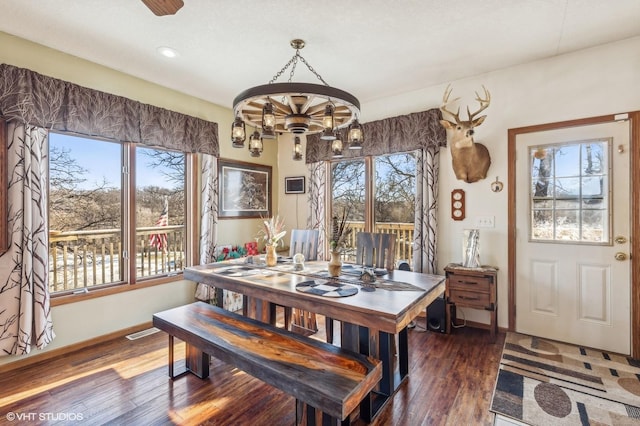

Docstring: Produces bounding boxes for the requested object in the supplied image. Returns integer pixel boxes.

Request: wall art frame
[218,159,272,219]
[285,176,305,194]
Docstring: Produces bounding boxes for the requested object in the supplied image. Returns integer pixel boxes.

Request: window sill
[50,275,188,307]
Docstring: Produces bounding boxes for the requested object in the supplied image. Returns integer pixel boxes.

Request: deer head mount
[440,85,492,183]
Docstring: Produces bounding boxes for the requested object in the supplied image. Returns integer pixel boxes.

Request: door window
[529,139,611,244]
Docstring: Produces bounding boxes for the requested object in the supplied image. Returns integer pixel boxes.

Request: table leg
[341,322,409,423]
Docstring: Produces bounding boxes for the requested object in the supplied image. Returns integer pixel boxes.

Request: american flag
[149,197,168,252]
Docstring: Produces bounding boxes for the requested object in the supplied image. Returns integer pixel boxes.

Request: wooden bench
[152,302,382,425]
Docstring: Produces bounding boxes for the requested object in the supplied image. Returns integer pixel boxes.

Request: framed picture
[285,176,306,194]
[218,159,272,218]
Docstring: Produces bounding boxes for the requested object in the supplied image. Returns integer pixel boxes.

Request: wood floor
[0,314,505,425]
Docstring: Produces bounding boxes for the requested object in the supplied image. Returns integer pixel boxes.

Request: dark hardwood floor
[0,314,505,425]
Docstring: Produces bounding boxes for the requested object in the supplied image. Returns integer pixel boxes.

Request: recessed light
[157,46,179,58]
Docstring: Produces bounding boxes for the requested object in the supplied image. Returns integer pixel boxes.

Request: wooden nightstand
[444,263,498,340]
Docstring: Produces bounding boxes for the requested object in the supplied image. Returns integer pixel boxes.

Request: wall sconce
[293,136,303,161]
[491,176,504,193]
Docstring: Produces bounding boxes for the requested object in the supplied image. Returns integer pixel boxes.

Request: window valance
[305,108,446,163]
[0,64,218,156]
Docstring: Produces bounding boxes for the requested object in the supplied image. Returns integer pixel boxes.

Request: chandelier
[231,39,364,159]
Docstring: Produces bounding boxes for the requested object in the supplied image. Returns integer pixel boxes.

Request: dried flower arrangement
[329,208,352,252]
[259,215,286,247]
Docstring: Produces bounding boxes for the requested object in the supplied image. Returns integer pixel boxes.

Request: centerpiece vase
[265,244,278,267]
[328,250,342,277]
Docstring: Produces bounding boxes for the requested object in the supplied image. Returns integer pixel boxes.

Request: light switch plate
[475,215,495,228]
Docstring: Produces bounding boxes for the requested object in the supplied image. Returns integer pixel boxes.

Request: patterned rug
[490,332,640,425]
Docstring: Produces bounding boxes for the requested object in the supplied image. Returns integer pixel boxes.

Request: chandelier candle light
[231,39,364,159]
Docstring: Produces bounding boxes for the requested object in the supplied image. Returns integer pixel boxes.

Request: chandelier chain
[268,50,329,86]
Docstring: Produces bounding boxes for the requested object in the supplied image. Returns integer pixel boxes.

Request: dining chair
[285,229,320,333]
[326,231,397,343]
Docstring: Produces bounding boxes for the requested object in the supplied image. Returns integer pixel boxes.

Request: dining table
[184,257,445,423]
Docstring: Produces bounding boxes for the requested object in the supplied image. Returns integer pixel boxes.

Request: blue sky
[49,133,177,190]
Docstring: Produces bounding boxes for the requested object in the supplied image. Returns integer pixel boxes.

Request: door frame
[507,111,640,358]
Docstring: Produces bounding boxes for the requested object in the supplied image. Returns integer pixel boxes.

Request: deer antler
[440,84,461,123]
[466,85,491,122]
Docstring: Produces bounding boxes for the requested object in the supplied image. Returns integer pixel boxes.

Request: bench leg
[167,335,188,379]
[295,400,348,426]
[185,343,210,379]
[165,335,210,380]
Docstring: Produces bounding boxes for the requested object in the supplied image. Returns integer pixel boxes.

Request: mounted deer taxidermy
[440,85,492,183]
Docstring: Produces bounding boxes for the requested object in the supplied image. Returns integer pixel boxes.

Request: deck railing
[342,221,414,266]
[48,221,414,294]
[49,225,185,294]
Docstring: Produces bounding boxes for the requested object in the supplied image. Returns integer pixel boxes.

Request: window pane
[554,145,580,177]
[529,139,610,244]
[532,209,553,239]
[582,209,606,242]
[331,159,365,262]
[135,147,186,279]
[374,153,416,266]
[48,133,123,294]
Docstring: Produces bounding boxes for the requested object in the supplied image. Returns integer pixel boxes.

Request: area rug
[490,332,640,425]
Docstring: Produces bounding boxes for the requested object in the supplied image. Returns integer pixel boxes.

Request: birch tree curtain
[0,64,219,355]
[0,123,55,354]
[307,162,328,261]
[305,108,446,273]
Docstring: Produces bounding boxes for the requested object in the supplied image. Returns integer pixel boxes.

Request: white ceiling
[2,0,640,112]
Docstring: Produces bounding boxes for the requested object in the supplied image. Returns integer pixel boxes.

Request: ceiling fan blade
[141,0,184,16]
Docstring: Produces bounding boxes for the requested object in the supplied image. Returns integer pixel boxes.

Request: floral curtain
[0,123,55,355]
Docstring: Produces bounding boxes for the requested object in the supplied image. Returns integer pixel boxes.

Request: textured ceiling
[2,0,640,112]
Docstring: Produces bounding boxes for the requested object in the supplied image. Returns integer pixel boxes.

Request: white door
[515,120,631,355]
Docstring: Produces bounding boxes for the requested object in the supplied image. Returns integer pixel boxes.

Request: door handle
[615,236,627,244]
[614,252,627,261]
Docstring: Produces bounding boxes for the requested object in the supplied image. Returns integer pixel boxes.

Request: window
[331,152,417,265]
[374,153,416,262]
[331,159,365,262]
[48,132,191,296]
[529,139,611,243]
[135,147,186,279]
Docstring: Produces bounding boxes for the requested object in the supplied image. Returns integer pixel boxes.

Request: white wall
[278,36,640,328]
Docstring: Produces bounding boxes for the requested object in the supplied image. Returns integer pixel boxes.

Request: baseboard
[0,321,153,374]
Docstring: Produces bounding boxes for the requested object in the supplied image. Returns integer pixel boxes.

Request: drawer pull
[459,295,480,301]
[461,281,478,285]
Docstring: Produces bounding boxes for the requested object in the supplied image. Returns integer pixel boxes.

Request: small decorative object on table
[327,208,352,277]
[293,253,305,271]
[359,268,376,283]
[259,215,286,267]
[328,250,342,277]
